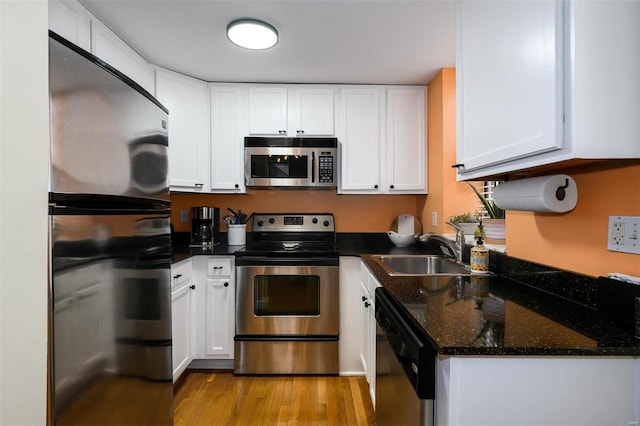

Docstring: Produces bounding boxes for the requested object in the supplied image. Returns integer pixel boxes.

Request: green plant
[466,182,505,219]
[448,211,479,224]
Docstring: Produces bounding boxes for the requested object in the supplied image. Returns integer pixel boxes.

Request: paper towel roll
[493,174,578,213]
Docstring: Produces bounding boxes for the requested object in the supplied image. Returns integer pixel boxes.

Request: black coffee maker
[190,206,220,246]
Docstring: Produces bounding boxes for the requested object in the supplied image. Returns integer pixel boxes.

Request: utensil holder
[227,224,246,246]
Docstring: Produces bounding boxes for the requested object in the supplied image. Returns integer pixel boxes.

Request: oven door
[244,146,315,188]
[236,261,339,336]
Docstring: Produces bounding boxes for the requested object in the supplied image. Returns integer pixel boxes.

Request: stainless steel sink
[372,255,470,276]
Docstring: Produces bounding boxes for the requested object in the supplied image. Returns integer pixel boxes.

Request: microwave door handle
[311,151,315,183]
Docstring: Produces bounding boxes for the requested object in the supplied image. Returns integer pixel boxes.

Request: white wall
[0,1,49,424]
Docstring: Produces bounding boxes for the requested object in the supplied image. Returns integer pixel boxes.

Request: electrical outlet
[612,222,624,245]
[180,209,188,223]
[432,211,437,227]
[607,215,640,254]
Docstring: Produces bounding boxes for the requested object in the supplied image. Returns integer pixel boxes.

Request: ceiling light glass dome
[227,19,278,50]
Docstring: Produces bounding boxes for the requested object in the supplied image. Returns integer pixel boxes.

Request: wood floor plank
[174,372,374,426]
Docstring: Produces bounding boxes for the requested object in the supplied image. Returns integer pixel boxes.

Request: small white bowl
[387,231,417,247]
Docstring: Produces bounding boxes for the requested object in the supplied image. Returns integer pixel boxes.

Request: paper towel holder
[556,179,570,201]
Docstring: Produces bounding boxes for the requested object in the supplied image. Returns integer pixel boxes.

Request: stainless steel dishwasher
[375,287,436,426]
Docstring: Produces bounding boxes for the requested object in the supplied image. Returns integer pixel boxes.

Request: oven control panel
[253,213,334,232]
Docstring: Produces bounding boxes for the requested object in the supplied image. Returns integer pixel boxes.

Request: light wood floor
[174,371,375,426]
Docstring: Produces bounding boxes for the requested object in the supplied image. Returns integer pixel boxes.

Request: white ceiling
[79,0,456,85]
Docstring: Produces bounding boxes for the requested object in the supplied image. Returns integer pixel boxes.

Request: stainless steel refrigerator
[48,32,173,425]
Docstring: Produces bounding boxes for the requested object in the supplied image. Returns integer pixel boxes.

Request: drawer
[207,257,232,276]
[171,259,192,289]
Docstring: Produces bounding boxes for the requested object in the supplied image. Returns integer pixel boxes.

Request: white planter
[483,219,505,241]
[457,222,480,236]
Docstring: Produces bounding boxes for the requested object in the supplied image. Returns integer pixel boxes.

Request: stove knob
[256,220,264,227]
[312,218,318,224]
[269,218,275,224]
[323,220,330,227]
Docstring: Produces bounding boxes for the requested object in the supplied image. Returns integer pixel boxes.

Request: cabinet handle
[224,282,229,287]
[374,184,379,189]
[213,266,223,270]
[173,274,182,279]
[364,301,370,308]
[362,296,367,302]
[296,130,304,135]
[234,184,239,189]
[389,185,395,189]
[189,285,195,290]
[278,130,287,135]
[195,183,204,188]
[451,164,464,169]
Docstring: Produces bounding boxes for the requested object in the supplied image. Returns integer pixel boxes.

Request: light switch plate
[607,215,640,254]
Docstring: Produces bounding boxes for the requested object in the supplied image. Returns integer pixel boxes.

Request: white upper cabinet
[339,86,427,194]
[456,0,640,180]
[248,86,288,135]
[210,85,248,193]
[155,69,210,192]
[291,88,336,136]
[386,88,427,193]
[49,0,92,51]
[248,86,336,136]
[92,21,155,94]
[338,88,382,192]
[49,0,155,95]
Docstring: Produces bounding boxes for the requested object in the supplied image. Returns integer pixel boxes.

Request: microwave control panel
[318,151,335,184]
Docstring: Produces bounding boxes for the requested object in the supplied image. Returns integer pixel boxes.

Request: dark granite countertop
[361,254,640,356]
[171,232,243,264]
[172,231,639,356]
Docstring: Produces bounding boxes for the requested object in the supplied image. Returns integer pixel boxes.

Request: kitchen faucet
[419,222,465,263]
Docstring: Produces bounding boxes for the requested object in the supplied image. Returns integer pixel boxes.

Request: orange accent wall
[171,191,419,233]
[507,164,640,277]
[171,69,640,279]
[420,68,479,234]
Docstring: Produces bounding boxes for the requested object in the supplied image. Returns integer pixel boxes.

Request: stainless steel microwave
[244,137,337,189]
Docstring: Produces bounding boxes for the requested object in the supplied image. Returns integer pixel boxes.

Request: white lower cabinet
[192,256,235,364]
[436,356,640,426]
[360,261,381,406]
[204,277,234,358]
[171,259,194,382]
[339,257,366,375]
[171,256,236,376]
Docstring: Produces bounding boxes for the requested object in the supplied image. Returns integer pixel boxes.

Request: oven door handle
[311,151,315,184]
[235,256,338,267]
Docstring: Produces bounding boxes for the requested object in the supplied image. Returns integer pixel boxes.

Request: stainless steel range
[234,213,339,374]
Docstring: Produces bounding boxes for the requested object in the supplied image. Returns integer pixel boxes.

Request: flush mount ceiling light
[227,19,278,50]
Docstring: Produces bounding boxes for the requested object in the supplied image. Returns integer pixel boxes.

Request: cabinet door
[386,88,427,193]
[171,282,193,381]
[359,278,371,377]
[291,88,335,136]
[156,69,209,192]
[456,0,563,176]
[205,278,234,358]
[569,0,640,158]
[248,87,288,135]
[91,20,155,94]
[338,88,382,193]
[48,0,92,51]
[210,85,247,192]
